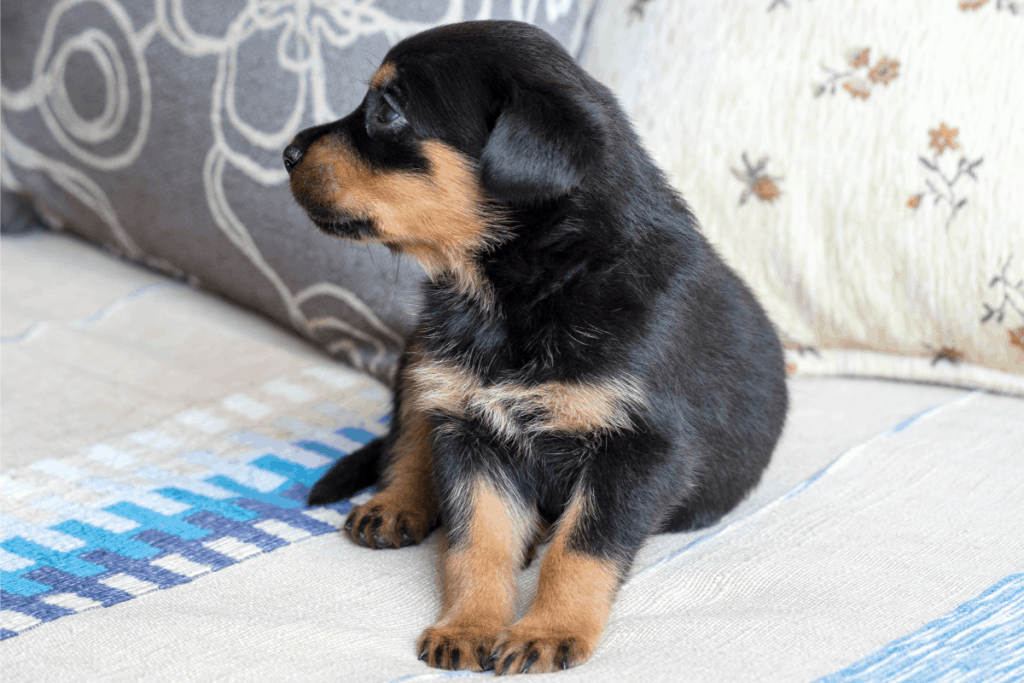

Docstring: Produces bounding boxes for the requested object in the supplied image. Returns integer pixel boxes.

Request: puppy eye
[378,100,400,124]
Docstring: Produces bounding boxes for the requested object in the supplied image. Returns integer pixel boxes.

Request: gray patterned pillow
[1,1,596,383]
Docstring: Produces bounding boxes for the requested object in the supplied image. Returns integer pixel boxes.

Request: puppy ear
[480,87,604,206]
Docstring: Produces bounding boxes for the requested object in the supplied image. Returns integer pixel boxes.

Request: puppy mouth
[301,205,375,240]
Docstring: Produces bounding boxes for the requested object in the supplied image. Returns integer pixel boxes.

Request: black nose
[283,144,304,172]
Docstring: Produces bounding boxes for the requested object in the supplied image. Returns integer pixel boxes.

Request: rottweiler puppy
[285,20,787,675]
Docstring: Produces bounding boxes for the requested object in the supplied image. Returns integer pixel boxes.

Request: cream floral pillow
[586,0,1024,395]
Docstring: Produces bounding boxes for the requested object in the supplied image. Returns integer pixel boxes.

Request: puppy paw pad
[344,498,433,549]
[417,626,498,671]
[491,629,592,675]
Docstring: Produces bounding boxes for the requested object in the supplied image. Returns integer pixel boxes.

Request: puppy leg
[345,401,438,548]
[418,478,535,671]
[488,490,622,675]
[490,424,674,675]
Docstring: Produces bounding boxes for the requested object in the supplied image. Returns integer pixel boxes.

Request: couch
[2,1,1022,681]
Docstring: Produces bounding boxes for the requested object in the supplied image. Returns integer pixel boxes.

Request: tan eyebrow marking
[370,61,397,89]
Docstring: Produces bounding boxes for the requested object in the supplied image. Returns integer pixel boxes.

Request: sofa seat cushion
[2,232,1022,680]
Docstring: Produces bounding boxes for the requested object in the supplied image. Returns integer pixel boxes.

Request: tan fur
[491,491,620,674]
[419,479,536,671]
[370,61,397,89]
[345,395,437,548]
[407,355,648,441]
[291,138,503,303]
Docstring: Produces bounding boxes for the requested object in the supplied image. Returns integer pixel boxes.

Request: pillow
[1,0,597,384]
[583,0,1024,396]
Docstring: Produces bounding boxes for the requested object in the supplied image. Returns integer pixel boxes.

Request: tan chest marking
[407,356,648,440]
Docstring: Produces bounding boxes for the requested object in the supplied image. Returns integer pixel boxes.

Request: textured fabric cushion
[584,0,1024,396]
[0,0,597,384]
[1,230,389,631]
[3,232,1022,680]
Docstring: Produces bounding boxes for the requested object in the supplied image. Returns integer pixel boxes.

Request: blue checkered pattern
[0,424,382,639]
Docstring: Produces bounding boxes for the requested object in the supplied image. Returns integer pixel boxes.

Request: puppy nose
[283,144,305,172]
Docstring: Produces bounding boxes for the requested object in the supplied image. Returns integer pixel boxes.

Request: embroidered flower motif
[929,123,960,155]
[926,345,966,366]
[843,79,870,99]
[814,47,900,98]
[753,176,781,203]
[868,58,900,85]
[731,152,784,206]
[849,48,870,68]
[961,0,1020,13]
[1009,327,1024,352]
[981,256,1024,326]
[911,124,982,229]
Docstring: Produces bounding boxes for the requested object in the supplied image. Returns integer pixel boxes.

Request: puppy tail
[306,437,384,507]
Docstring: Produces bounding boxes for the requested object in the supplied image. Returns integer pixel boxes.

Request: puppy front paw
[417,624,499,671]
[489,623,595,675]
[344,493,435,549]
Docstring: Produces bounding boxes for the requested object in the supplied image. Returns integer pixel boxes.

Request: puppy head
[284,21,607,289]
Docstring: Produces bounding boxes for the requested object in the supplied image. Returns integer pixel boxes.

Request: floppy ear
[479,86,605,206]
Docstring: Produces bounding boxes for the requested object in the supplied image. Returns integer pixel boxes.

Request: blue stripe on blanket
[0,421,385,639]
[817,573,1024,682]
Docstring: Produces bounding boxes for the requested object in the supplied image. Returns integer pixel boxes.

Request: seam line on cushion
[0,283,184,345]
[631,390,984,579]
[388,670,482,682]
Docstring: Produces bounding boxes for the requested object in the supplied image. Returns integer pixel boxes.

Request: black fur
[286,19,788,669]
[305,437,382,507]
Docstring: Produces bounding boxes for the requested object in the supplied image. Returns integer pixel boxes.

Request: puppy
[285,21,787,675]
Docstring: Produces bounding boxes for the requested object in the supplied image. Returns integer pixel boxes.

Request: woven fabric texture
[1,231,390,638]
[2,232,1022,681]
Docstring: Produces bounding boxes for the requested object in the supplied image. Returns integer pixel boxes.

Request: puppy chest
[406,356,647,440]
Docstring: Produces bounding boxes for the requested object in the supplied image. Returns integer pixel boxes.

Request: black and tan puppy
[285,21,787,675]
